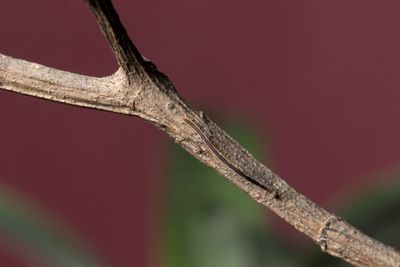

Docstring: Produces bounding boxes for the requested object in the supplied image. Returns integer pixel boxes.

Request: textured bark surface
[0,0,399,266]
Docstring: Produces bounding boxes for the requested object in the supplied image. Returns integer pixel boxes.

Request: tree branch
[0,0,399,266]
[0,54,130,113]
[85,0,146,80]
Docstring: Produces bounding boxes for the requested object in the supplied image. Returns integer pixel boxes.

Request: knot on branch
[318,215,343,252]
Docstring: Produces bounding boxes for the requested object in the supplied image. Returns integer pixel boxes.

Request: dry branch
[0,0,399,266]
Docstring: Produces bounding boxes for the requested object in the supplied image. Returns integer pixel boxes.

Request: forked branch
[0,0,399,266]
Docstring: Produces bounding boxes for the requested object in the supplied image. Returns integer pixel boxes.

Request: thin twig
[85,0,146,80]
[0,0,399,266]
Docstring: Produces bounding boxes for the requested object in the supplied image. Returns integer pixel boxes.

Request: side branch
[0,54,131,114]
[85,0,147,79]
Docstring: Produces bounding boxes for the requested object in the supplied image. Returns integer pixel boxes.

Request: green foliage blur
[0,185,106,267]
[158,119,400,267]
[0,119,398,266]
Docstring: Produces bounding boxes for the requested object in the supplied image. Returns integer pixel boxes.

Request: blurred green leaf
[158,118,400,267]
[0,185,106,267]
[158,119,301,267]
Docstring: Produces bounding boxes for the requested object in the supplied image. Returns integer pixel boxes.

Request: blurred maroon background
[1,0,400,266]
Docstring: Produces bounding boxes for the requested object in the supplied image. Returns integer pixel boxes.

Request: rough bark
[0,0,399,266]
